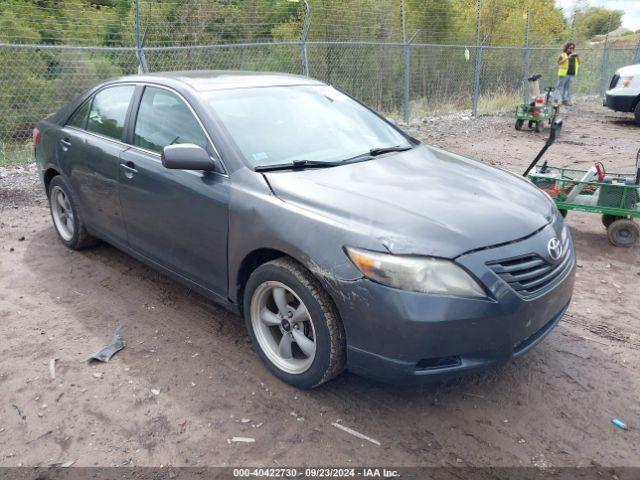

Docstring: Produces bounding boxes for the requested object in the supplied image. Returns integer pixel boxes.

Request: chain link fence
[1,0,640,164]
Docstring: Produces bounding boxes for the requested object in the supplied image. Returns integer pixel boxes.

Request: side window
[67,99,91,129]
[134,87,208,153]
[86,85,135,141]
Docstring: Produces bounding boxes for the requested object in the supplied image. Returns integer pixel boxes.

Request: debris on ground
[228,437,255,444]
[92,372,103,379]
[12,404,26,420]
[50,460,75,468]
[48,358,56,379]
[331,420,381,446]
[26,430,53,444]
[612,419,627,430]
[88,322,125,363]
[151,389,160,396]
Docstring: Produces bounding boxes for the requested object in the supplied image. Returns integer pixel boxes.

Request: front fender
[226,169,387,304]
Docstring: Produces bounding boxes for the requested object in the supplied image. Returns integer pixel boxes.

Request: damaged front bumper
[327,223,576,384]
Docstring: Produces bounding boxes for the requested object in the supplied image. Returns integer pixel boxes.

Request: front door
[118,86,230,296]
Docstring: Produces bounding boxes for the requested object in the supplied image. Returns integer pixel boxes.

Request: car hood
[263,145,554,258]
[615,64,640,77]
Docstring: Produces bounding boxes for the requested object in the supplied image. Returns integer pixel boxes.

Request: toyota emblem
[547,237,563,261]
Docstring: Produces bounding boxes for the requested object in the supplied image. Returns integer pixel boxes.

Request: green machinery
[515,75,560,133]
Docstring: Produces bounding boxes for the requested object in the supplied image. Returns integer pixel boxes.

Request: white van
[604,63,640,123]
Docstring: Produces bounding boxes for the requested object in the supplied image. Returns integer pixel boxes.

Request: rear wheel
[515,119,524,130]
[607,219,639,247]
[243,258,346,389]
[634,101,640,125]
[534,121,544,133]
[48,176,98,250]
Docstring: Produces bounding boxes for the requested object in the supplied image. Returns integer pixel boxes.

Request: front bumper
[604,92,635,112]
[331,221,576,384]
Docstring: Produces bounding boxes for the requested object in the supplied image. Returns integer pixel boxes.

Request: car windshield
[202,85,411,168]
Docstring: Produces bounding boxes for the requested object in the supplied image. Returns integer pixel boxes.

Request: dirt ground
[0,100,639,469]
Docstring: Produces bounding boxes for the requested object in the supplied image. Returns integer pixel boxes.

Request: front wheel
[607,219,639,247]
[515,119,524,130]
[243,258,346,389]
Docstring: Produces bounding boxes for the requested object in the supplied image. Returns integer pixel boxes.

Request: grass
[478,90,522,115]
[386,90,522,122]
[0,141,34,167]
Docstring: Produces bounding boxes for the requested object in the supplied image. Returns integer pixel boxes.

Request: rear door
[118,85,230,296]
[60,84,136,243]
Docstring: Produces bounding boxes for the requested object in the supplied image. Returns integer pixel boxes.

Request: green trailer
[528,166,639,247]
[523,120,640,247]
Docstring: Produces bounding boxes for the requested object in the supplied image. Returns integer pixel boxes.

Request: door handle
[120,161,138,179]
[59,138,72,150]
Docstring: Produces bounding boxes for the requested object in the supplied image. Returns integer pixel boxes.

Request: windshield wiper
[254,159,341,172]
[369,145,413,156]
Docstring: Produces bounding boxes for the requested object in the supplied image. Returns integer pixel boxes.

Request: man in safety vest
[555,42,580,105]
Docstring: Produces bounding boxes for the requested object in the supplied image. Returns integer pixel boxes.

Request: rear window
[86,85,135,141]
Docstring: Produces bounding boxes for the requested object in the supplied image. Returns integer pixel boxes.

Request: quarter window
[67,99,91,129]
[134,87,208,153]
[86,85,135,141]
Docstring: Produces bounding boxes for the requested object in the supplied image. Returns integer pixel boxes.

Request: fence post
[599,13,612,97]
[471,0,483,116]
[401,0,410,124]
[522,9,531,103]
[300,0,311,76]
[634,39,640,64]
[134,0,149,73]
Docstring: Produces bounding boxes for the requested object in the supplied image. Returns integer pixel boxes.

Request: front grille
[609,74,620,89]
[486,237,573,299]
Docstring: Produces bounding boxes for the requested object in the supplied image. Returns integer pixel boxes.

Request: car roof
[116,70,326,92]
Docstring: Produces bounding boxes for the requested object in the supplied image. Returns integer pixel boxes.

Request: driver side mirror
[161,144,223,173]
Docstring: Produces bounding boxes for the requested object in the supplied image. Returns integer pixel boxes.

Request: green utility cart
[523,121,640,247]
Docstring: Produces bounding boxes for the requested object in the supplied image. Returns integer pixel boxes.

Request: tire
[243,258,346,389]
[534,121,544,133]
[634,101,640,125]
[48,175,98,250]
[602,214,621,228]
[515,119,524,130]
[607,219,639,247]
[559,209,568,218]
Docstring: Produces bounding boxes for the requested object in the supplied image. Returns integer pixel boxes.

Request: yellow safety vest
[558,52,579,76]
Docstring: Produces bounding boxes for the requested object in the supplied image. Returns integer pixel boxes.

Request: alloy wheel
[250,281,316,374]
[50,185,75,242]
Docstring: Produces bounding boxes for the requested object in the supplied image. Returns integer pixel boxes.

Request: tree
[575,7,622,39]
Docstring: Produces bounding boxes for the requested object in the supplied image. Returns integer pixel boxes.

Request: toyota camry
[34,71,576,388]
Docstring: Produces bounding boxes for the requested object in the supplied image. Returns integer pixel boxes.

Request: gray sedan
[35,71,575,388]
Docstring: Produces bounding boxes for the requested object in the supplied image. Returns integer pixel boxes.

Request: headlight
[345,247,486,298]
[622,76,633,88]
